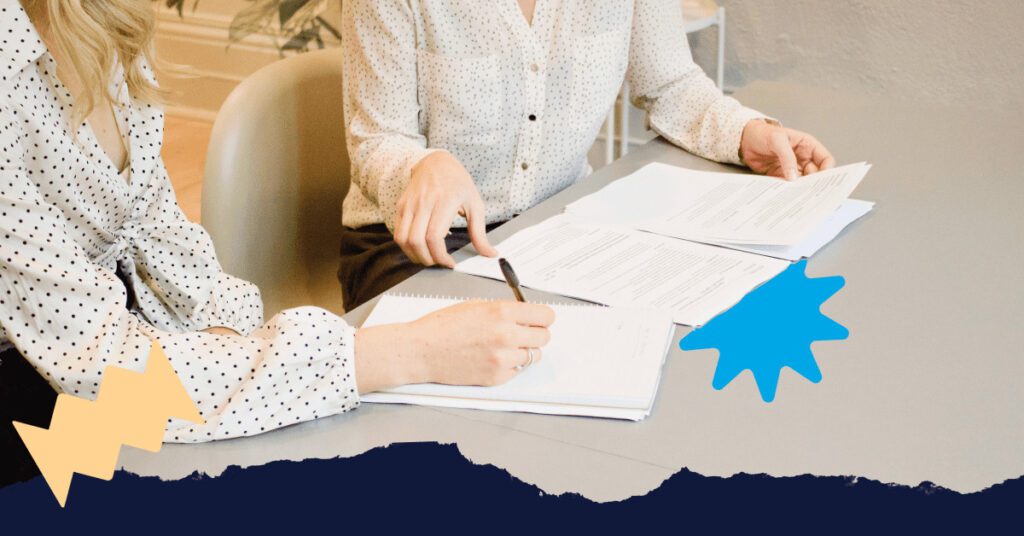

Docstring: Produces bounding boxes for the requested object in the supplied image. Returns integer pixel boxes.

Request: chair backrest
[202,48,348,318]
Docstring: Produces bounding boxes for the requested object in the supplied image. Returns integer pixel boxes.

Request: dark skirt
[338,222,505,311]
[0,266,133,488]
[0,347,57,488]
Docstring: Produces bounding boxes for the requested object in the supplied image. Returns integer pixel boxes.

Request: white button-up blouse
[0,3,358,443]
[341,0,768,231]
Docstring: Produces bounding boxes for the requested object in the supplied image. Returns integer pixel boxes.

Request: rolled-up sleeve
[627,0,769,166]
[342,0,440,231]
[126,164,263,337]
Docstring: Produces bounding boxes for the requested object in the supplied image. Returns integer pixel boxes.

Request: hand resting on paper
[740,119,836,181]
[394,151,499,268]
[354,301,555,392]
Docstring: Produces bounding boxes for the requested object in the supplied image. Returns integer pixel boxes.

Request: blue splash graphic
[680,260,848,402]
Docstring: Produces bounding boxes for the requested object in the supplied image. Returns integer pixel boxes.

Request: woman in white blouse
[0,0,553,485]
[339,0,837,309]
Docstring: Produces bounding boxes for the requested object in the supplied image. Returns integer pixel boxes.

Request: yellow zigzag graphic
[13,342,204,507]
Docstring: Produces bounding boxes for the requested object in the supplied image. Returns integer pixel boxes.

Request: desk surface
[121,82,1024,500]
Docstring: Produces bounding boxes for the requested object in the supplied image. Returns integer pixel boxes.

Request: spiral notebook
[360,294,677,421]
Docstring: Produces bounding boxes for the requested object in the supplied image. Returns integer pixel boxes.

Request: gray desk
[121,82,1024,500]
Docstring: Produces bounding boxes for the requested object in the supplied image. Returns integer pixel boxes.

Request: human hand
[354,301,555,392]
[739,119,835,181]
[394,151,498,268]
[408,301,554,386]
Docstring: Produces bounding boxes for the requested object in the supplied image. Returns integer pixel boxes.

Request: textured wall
[158,1,1023,122]
[689,0,1024,110]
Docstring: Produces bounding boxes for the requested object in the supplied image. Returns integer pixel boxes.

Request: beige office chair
[202,48,348,318]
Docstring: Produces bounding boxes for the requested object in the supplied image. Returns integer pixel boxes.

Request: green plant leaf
[282,26,319,51]
[279,0,312,27]
[163,0,186,17]
[164,0,336,52]
[160,0,201,18]
[316,15,342,41]
[229,0,279,42]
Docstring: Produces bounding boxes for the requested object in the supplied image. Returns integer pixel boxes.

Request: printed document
[455,214,789,326]
[565,162,871,247]
[716,199,874,261]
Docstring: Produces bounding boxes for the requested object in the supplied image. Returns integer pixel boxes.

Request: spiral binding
[381,292,606,309]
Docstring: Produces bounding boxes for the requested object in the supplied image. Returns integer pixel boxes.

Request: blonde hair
[23,0,161,125]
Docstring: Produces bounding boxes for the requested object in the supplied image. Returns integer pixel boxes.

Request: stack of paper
[456,215,789,326]
[565,162,873,260]
[721,199,874,261]
[456,162,873,324]
[361,294,676,420]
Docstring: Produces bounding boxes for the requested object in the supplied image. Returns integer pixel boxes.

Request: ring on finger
[514,348,535,372]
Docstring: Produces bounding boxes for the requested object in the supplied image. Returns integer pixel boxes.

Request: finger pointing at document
[395,151,499,268]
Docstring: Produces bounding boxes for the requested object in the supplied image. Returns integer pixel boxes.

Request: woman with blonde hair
[0,0,553,486]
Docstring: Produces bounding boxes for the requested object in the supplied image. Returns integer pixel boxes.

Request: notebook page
[363,392,651,421]
[361,295,675,410]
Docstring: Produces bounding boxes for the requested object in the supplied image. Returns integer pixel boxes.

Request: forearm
[648,88,768,166]
[629,0,767,165]
[353,323,431,394]
[343,0,433,230]
[165,307,360,443]
[349,137,440,229]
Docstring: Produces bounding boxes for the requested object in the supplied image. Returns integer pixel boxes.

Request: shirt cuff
[377,147,446,232]
[722,106,777,167]
[326,312,360,411]
[194,273,264,336]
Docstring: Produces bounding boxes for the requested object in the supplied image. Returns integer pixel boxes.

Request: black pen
[498,258,527,303]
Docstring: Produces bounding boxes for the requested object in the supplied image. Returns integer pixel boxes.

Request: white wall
[157,1,1024,122]
[690,0,1024,110]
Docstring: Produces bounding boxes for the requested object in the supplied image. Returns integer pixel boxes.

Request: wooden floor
[162,115,213,223]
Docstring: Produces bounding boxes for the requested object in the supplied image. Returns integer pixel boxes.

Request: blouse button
[530,63,540,73]
[521,162,530,171]
[528,114,537,121]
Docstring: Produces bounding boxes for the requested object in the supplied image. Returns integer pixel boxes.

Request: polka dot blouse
[0,4,358,443]
[341,0,769,231]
